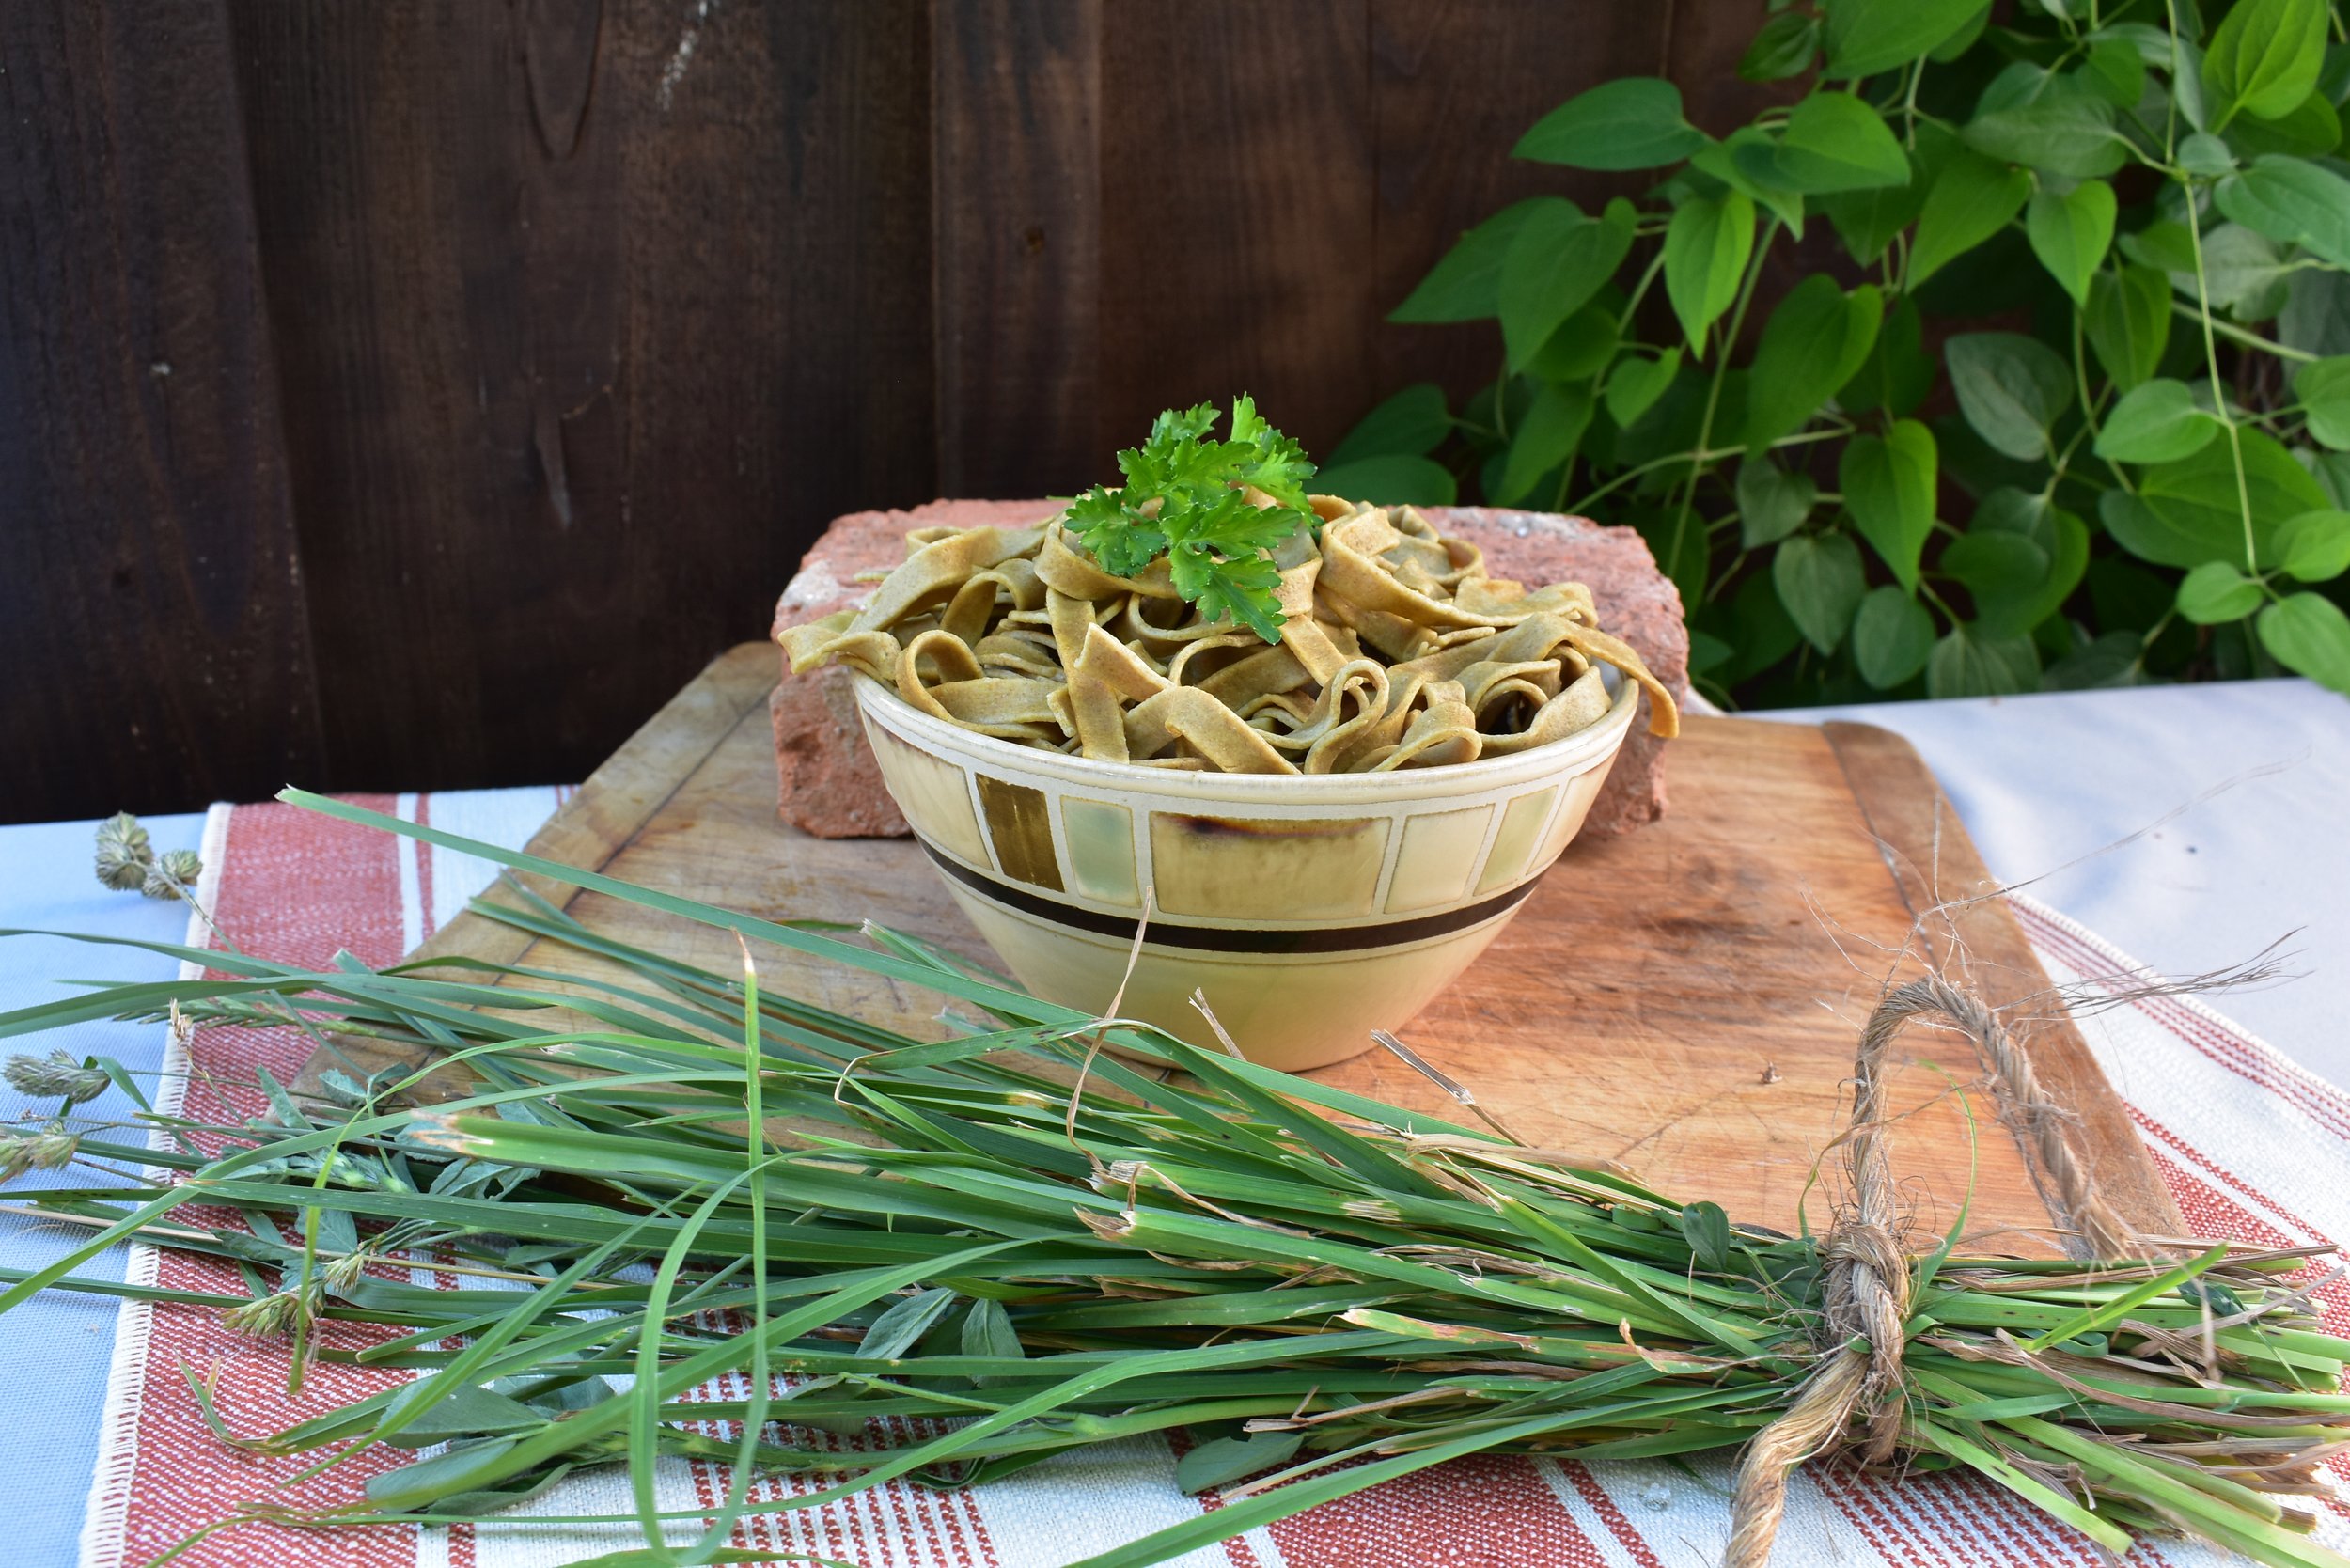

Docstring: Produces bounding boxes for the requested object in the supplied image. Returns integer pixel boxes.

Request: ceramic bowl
[850,671,1638,1071]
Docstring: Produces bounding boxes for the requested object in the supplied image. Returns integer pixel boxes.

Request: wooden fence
[1,0,1769,822]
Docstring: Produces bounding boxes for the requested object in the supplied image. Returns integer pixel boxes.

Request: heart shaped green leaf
[1316,455,1457,508]
[1499,198,1636,370]
[2257,590,2350,691]
[1737,458,1819,548]
[2202,0,2327,129]
[1495,384,1594,505]
[2026,180,2116,306]
[1772,532,1866,652]
[1841,418,1938,589]
[1328,384,1451,464]
[1772,93,1910,193]
[2276,510,2350,581]
[2109,428,2327,568]
[1605,350,1682,431]
[1908,150,2031,290]
[2094,380,2220,464]
[1851,586,1936,687]
[1387,199,1549,323]
[1926,623,2041,697]
[2292,356,2350,449]
[2215,156,2350,271]
[1514,78,1707,170]
[1947,333,2073,462]
[1822,0,1987,79]
[1664,192,1757,354]
[2084,263,2171,391]
[1745,277,1883,450]
[2175,560,2265,624]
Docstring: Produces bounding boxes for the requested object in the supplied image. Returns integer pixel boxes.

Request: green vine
[1324,0,2350,704]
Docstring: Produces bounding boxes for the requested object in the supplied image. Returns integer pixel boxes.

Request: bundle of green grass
[1,793,2343,1568]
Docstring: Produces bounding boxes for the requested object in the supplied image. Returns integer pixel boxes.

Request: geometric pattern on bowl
[853,673,1638,1071]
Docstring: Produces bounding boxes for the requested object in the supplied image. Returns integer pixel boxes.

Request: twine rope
[1720,974,2151,1568]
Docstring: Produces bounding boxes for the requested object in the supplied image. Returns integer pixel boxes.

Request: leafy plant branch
[1327,0,2350,704]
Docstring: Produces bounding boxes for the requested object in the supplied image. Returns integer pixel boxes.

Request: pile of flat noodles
[780,498,1679,775]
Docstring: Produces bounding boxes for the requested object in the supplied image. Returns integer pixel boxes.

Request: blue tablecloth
[0,813,207,1566]
[0,790,556,1566]
[0,679,2341,1564]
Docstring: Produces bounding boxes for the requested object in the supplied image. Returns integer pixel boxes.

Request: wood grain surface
[305,644,2184,1258]
[5,0,1794,823]
[0,0,329,817]
[223,0,938,802]
[1816,721,2185,1249]
[932,0,1102,497]
[1097,3,1378,460]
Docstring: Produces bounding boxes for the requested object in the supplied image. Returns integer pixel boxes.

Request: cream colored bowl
[851,672,1637,1071]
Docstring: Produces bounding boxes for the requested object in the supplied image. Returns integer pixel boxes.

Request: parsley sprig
[1064,395,1317,642]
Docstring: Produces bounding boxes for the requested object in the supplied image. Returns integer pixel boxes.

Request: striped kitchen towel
[74,793,2349,1568]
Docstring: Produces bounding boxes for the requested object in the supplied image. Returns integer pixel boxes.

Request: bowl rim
[850,662,1639,803]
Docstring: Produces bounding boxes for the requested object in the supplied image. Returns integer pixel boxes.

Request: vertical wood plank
[614,0,937,682]
[1097,0,1377,459]
[1368,0,1668,404]
[224,0,935,797]
[931,0,1102,495]
[0,0,326,823]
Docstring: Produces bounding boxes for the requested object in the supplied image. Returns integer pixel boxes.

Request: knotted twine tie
[1720,975,2148,1568]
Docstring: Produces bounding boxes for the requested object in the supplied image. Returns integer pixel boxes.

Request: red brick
[771,500,1687,837]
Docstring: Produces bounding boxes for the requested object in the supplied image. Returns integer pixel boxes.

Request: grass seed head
[222,1288,312,1341]
[94,839,149,892]
[0,1122,80,1182]
[5,1048,111,1106]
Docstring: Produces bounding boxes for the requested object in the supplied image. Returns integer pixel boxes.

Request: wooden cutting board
[305,643,2182,1258]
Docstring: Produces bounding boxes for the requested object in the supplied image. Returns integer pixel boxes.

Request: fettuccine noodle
[779,498,1678,775]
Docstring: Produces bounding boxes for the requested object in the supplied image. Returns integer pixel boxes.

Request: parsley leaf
[1225,393,1315,510]
[1064,396,1317,642]
[1168,492,1292,641]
